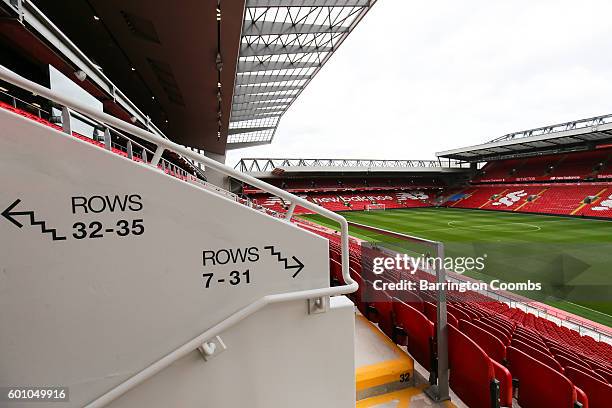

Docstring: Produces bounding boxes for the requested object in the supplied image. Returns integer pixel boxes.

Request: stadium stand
[241,148,612,220]
[245,190,434,214]
[243,177,443,194]
[474,149,612,183]
[451,183,612,218]
[447,148,612,219]
[297,221,612,408]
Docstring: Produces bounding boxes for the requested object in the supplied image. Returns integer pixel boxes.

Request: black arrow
[264,245,304,278]
[1,199,66,241]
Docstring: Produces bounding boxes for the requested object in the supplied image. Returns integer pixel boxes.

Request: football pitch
[301,208,612,327]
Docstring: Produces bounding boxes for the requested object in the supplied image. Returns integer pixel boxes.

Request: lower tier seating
[247,190,434,214]
[474,148,612,183]
[302,224,612,408]
[452,183,612,218]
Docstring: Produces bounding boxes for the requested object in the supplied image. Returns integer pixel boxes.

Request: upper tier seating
[243,177,443,194]
[474,148,612,183]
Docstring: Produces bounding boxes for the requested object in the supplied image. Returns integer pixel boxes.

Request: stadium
[0,1,610,408]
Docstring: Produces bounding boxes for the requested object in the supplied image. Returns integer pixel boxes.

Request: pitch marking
[447,220,541,232]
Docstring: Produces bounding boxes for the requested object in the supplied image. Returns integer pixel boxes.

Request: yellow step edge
[514,188,548,212]
[355,315,414,392]
[571,187,607,215]
[356,385,457,408]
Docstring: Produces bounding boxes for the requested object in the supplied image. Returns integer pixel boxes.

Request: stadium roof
[437,113,612,162]
[236,158,470,177]
[0,0,376,154]
[227,0,377,149]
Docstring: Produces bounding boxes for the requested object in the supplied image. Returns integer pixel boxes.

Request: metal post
[126,140,133,159]
[285,202,296,221]
[425,242,450,402]
[150,146,164,167]
[142,149,148,163]
[103,128,111,151]
[61,106,72,135]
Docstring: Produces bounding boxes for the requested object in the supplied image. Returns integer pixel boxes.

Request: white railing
[0,65,358,408]
[447,274,612,345]
[0,89,200,179]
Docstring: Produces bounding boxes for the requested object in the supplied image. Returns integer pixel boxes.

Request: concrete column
[203,150,230,190]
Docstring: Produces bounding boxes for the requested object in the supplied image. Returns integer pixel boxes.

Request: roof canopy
[235,158,469,177]
[1,0,376,154]
[227,0,377,149]
[437,114,612,162]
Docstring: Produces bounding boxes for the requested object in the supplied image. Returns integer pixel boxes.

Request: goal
[365,203,385,211]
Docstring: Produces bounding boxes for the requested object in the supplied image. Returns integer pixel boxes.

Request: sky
[226,0,612,166]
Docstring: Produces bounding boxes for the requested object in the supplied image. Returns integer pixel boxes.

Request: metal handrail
[0,89,50,116]
[0,88,195,178]
[0,65,357,408]
[445,273,612,343]
[68,109,193,179]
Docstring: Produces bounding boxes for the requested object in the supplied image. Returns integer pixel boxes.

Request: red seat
[448,325,500,408]
[507,346,579,408]
[491,359,513,408]
[565,366,612,408]
[350,272,368,316]
[555,354,594,374]
[513,333,549,353]
[594,369,612,384]
[459,319,506,364]
[576,386,589,408]
[396,290,424,312]
[447,311,459,328]
[393,300,435,372]
[329,258,343,286]
[481,317,513,338]
[472,319,510,345]
[423,301,458,328]
[447,303,472,322]
[511,339,563,373]
[370,291,394,339]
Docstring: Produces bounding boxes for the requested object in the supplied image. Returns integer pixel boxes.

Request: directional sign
[264,245,304,277]
[1,199,66,241]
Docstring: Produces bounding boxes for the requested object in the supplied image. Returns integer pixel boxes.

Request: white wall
[0,110,354,407]
[109,297,356,408]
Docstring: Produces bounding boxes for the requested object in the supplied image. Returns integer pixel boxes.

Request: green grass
[301,208,612,327]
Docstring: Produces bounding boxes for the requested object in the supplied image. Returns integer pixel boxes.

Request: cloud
[227,0,612,166]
